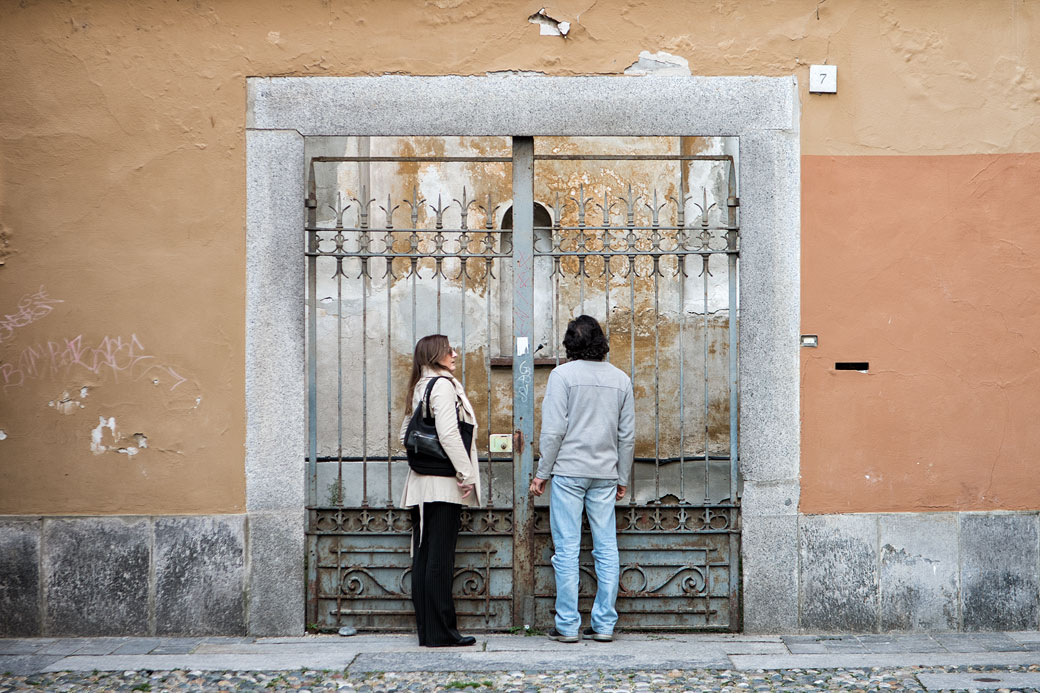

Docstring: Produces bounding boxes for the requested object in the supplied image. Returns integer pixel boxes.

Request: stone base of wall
[795,511,1039,632]
[5,510,1037,635]
[0,514,265,637]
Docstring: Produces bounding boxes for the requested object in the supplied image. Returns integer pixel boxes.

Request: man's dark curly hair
[563,314,609,361]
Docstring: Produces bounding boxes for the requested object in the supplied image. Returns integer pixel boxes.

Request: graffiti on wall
[1,332,188,393]
[0,286,200,457]
[0,286,64,345]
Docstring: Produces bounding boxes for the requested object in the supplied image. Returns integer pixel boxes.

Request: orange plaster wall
[800,153,1040,513]
[0,0,1038,514]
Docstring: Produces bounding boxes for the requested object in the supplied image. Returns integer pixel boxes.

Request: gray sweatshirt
[535,359,635,485]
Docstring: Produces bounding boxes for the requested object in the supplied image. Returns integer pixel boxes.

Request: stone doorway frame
[244,75,800,635]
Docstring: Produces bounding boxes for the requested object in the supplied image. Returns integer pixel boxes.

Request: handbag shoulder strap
[421,376,461,422]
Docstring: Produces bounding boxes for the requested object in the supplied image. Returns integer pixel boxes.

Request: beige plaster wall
[1,0,1038,513]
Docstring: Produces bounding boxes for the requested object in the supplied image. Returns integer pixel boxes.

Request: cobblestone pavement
[2,664,1040,692]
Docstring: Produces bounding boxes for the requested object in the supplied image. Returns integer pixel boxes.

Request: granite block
[155,516,246,635]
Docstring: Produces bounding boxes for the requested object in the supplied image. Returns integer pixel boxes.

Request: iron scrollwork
[310,507,514,535]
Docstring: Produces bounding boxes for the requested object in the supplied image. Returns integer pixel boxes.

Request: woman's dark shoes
[428,635,476,647]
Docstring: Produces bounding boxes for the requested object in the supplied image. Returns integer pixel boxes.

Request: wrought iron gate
[305,136,741,632]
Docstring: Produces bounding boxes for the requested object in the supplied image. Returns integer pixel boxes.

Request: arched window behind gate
[498,202,555,359]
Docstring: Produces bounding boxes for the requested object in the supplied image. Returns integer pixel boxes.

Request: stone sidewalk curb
[39,653,357,673]
[3,632,1040,677]
[730,652,1040,671]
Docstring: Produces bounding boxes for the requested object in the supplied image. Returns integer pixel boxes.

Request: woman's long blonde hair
[404,334,451,413]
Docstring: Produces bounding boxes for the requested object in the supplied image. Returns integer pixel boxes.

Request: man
[529,315,635,643]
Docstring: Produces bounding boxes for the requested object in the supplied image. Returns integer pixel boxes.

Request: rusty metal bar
[538,225,725,232]
[310,453,729,464]
[653,258,661,500]
[361,257,369,507]
[312,155,512,163]
[702,252,711,505]
[461,257,467,389]
[534,154,734,161]
[727,161,741,505]
[306,163,319,507]
[336,252,345,508]
[410,261,417,350]
[554,254,561,365]
[510,136,536,628]
[678,255,686,502]
[305,162,319,629]
[310,154,733,163]
[386,256,394,508]
[308,249,729,259]
[604,255,611,365]
[485,252,493,508]
[306,251,512,259]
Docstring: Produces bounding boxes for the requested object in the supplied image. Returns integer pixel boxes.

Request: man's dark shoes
[547,627,579,643]
[582,627,613,642]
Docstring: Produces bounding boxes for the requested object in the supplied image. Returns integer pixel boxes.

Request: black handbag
[405,376,474,477]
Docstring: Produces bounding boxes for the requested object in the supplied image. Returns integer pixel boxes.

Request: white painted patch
[528,8,570,36]
[0,430,7,440]
[623,50,691,76]
[80,387,89,398]
[90,416,116,455]
[117,447,139,456]
[194,397,202,409]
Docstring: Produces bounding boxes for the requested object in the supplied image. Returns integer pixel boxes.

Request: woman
[399,334,482,647]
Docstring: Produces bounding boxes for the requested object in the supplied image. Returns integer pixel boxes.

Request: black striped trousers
[410,502,464,646]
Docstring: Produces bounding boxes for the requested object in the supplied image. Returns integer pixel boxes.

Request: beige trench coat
[398,367,483,509]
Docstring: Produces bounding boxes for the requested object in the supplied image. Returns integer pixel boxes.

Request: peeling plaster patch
[0,224,13,267]
[90,416,116,454]
[80,386,89,398]
[0,430,6,440]
[528,8,570,36]
[114,433,147,457]
[487,70,547,77]
[194,397,202,409]
[624,50,692,76]
[52,390,86,415]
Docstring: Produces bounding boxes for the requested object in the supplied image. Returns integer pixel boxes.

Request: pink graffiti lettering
[0,287,64,345]
[1,333,177,393]
[166,367,187,391]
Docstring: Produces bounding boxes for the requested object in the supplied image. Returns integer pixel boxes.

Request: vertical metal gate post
[305,163,320,628]
[510,137,536,627]
[726,161,742,630]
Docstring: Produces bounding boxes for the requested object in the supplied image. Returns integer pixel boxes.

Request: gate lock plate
[489,434,513,453]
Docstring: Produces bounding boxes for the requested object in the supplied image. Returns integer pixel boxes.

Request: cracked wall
[1,0,1038,514]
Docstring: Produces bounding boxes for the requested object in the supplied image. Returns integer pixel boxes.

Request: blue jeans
[548,475,620,636]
